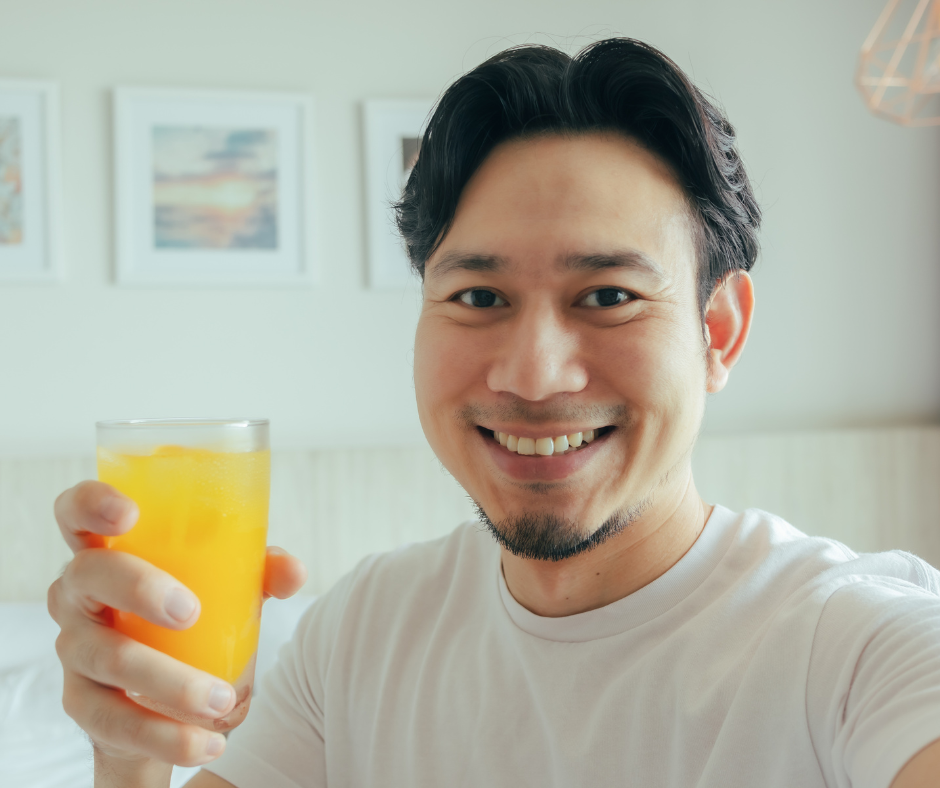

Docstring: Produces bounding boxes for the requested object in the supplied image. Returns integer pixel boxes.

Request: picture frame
[113,87,316,287]
[0,79,62,283]
[363,99,434,289]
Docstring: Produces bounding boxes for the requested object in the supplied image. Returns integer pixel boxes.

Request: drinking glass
[96,418,270,732]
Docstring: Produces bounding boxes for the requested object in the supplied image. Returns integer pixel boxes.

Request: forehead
[426,133,696,282]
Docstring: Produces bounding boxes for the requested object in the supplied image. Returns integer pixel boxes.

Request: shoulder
[722,506,940,596]
[703,507,940,645]
[344,520,497,615]
[292,522,497,657]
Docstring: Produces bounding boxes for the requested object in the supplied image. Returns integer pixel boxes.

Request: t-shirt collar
[496,504,740,642]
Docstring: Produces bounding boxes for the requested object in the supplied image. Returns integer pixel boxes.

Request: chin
[472,495,650,562]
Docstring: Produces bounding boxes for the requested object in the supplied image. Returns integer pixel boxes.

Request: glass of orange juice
[96,418,270,732]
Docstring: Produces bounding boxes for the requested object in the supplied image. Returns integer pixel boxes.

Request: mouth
[478,426,615,456]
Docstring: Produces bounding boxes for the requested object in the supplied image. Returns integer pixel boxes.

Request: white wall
[0,0,937,458]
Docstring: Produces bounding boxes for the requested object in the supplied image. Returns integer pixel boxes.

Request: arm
[891,738,940,788]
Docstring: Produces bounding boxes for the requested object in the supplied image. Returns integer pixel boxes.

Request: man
[49,39,940,787]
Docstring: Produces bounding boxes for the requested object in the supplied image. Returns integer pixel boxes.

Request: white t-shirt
[206,506,940,788]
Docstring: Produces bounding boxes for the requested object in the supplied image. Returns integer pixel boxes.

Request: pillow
[0,602,61,671]
[0,657,93,788]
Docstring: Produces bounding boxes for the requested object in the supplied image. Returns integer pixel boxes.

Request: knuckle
[71,480,99,511]
[127,568,163,615]
[53,488,68,523]
[73,634,101,677]
[47,578,63,621]
[65,548,91,580]
[54,630,72,663]
[175,728,206,766]
[60,676,84,723]
[73,632,120,684]
[104,639,137,680]
[177,673,205,712]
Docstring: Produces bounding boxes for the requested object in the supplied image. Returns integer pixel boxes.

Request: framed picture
[114,87,315,286]
[363,99,434,289]
[0,80,62,283]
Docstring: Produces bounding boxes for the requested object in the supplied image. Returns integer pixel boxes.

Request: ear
[704,272,754,393]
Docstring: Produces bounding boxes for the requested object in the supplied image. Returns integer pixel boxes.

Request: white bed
[0,595,317,788]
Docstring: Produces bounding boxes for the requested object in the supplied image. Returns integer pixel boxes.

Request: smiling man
[50,39,940,788]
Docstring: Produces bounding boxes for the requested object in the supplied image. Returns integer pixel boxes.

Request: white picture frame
[0,79,62,283]
[114,87,316,287]
[363,99,434,289]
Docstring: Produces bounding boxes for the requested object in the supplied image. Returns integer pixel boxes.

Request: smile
[484,427,613,456]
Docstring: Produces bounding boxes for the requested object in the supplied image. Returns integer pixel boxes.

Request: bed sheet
[0,595,316,788]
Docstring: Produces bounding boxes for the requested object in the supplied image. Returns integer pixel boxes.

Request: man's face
[414,133,708,559]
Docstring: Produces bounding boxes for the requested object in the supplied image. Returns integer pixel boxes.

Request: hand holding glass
[96,418,270,731]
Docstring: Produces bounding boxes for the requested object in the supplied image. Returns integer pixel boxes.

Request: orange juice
[98,444,270,684]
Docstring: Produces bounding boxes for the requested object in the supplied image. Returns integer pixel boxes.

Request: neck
[500,470,711,617]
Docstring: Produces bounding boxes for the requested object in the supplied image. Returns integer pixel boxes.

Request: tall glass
[96,418,270,732]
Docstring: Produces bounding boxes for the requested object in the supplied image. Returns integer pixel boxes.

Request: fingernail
[206,734,226,756]
[164,587,197,622]
[207,682,234,713]
[99,496,133,525]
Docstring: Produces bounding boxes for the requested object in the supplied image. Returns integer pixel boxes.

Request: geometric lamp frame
[856,0,940,126]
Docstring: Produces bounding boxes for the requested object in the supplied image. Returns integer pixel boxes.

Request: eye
[457,289,507,308]
[581,287,632,308]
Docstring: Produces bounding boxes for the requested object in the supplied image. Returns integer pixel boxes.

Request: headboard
[2,425,938,601]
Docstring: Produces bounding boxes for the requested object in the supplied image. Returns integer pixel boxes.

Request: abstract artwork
[0,80,61,282]
[152,126,278,249]
[114,87,314,286]
[363,100,434,289]
[0,116,23,245]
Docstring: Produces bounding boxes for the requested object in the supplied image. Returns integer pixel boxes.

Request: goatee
[472,500,648,562]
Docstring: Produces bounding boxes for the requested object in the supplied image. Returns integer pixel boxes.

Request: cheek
[604,316,706,417]
[414,317,483,433]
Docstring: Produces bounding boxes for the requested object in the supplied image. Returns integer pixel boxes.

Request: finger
[55,481,139,554]
[262,546,308,601]
[56,619,235,719]
[62,673,227,768]
[56,548,200,630]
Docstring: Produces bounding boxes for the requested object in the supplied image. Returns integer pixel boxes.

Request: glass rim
[96,418,268,430]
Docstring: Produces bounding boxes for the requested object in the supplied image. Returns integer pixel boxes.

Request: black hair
[395,38,760,319]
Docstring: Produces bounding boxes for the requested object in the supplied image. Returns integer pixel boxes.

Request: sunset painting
[152,125,278,249]
[0,116,23,246]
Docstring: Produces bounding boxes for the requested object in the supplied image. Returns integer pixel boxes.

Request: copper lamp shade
[856,0,940,126]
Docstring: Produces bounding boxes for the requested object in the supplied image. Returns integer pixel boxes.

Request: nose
[486,303,588,401]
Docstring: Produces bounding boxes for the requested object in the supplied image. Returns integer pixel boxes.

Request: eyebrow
[426,252,508,280]
[562,250,666,282]
[427,248,666,283]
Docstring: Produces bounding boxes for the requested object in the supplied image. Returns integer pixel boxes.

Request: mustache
[458,401,629,429]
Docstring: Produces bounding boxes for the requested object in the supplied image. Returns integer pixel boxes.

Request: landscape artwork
[0,116,23,245]
[152,125,278,250]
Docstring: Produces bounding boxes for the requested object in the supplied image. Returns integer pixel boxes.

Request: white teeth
[494,429,602,456]
[535,437,554,456]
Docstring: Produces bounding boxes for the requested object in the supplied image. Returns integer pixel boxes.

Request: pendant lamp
[856,0,940,125]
